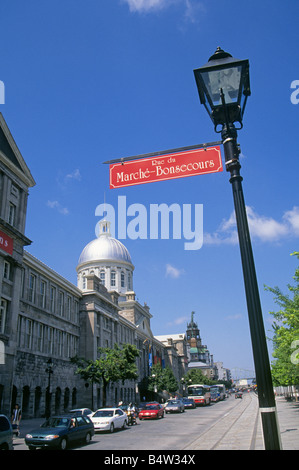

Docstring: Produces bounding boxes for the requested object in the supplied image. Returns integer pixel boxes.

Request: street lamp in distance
[45,358,54,419]
[193,47,282,450]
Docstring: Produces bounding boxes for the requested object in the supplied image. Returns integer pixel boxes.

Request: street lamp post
[45,358,53,419]
[193,47,282,450]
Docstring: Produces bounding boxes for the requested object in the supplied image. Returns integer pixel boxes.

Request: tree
[184,368,213,386]
[265,252,299,387]
[148,363,178,395]
[71,343,139,407]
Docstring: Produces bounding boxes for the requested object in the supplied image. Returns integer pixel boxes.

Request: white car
[91,408,128,433]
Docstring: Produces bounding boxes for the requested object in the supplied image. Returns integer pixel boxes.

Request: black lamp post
[45,358,53,419]
[194,47,282,450]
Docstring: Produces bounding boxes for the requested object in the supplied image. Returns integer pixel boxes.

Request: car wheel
[60,437,67,450]
[110,423,114,433]
[85,432,92,445]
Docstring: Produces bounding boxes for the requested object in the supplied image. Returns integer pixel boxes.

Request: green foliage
[265,252,299,386]
[71,343,139,405]
[183,368,213,385]
[148,363,178,394]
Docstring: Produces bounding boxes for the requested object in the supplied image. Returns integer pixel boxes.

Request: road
[14,393,259,451]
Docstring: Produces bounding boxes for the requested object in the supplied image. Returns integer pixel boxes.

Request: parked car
[165,399,185,413]
[181,398,196,409]
[138,404,164,420]
[0,415,13,450]
[235,391,243,399]
[69,408,93,418]
[25,415,94,450]
[91,408,128,433]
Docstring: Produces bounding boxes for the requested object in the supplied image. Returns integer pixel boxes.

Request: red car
[138,404,164,420]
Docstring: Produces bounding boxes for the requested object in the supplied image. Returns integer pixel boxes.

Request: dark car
[165,399,185,413]
[235,391,243,399]
[25,415,94,450]
[0,415,13,450]
[182,398,196,409]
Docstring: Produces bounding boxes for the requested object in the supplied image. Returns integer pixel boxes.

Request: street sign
[109,145,223,189]
[0,230,13,255]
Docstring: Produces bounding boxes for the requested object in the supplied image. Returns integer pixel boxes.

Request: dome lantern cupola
[77,220,134,297]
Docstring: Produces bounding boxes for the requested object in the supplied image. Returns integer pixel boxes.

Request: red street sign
[0,230,13,255]
[110,146,223,188]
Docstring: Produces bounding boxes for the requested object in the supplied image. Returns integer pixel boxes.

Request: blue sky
[0,0,298,376]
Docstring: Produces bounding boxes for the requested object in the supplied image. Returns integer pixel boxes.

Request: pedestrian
[11,403,22,437]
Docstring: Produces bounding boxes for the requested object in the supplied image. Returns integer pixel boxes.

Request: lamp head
[194,47,251,131]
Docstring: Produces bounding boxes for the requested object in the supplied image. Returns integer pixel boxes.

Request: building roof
[77,220,133,269]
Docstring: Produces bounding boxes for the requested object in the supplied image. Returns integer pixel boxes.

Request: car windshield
[167,401,180,405]
[41,417,70,428]
[144,405,158,410]
[93,410,114,418]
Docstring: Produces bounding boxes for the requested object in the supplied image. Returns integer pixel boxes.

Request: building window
[73,300,79,323]
[57,330,63,356]
[121,272,125,288]
[8,203,16,226]
[111,271,116,287]
[25,319,33,349]
[128,273,132,290]
[37,323,45,352]
[40,281,46,309]
[28,274,36,303]
[3,261,10,280]
[47,327,54,354]
[50,286,56,313]
[100,270,105,285]
[58,291,64,316]
[0,299,7,334]
[67,296,71,320]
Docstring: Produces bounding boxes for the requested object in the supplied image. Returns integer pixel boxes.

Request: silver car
[165,400,185,413]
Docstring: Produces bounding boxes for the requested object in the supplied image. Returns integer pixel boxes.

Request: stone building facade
[0,113,188,418]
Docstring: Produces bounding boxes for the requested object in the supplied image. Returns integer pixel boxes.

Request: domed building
[0,112,190,416]
[77,220,134,300]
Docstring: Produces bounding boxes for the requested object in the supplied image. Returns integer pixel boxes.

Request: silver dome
[77,220,133,267]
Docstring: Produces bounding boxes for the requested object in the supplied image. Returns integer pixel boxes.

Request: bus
[210,384,226,402]
[187,384,211,406]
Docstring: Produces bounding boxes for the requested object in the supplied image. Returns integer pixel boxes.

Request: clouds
[121,0,204,24]
[122,0,173,12]
[47,200,69,215]
[204,206,299,246]
[47,168,81,215]
[65,169,81,182]
[165,263,185,278]
[167,315,188,328]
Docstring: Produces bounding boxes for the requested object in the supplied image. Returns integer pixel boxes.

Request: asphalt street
[13,393,299,451]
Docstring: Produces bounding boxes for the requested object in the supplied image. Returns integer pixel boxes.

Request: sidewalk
[274,396,299,450]
[222,396,299,450]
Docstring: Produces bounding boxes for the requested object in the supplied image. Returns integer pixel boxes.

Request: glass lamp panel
[202,65,242,106]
